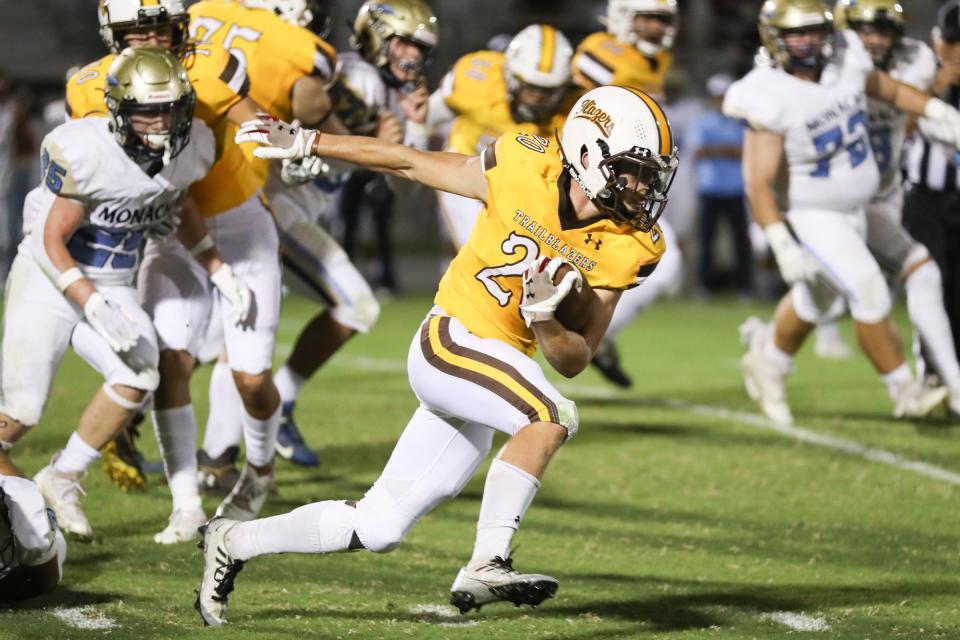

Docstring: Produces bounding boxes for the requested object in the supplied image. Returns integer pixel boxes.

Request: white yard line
[284,353,960,486]
[762,611,831,631]
[49,606,119,630]
[560,383,960,486]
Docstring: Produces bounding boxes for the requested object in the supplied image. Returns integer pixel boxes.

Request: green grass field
[3,294,959,639]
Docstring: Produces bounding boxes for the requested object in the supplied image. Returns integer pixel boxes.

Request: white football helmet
[98,0,189,53]
[605,0,678,56]
[504,25,573,124]
[560,86,678,232]
[241,0,332,36]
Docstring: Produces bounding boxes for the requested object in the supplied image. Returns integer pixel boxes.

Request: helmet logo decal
[572,100,615,137]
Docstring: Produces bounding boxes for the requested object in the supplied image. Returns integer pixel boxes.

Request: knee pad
[556,397,579,440]
[1,396,44,429]
[353,486,408,554]
[791,283,846,324]
[330,290,381,334]
[902,243,931,275]
[101,383,152,412]
[849,271,892,324]
[905,259,942,295]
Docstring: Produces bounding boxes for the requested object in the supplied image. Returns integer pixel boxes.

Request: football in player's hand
[554,262,598,333]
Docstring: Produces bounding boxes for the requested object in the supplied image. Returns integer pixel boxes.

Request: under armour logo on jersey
[585,233,602,250]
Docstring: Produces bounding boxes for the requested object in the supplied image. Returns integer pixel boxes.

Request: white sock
[242,404,280,467]
[227,500,357,560]
[906,261,960,389]
[54,432,101,474]
[470,458,540,564]
[201,361,244,459]
[274,365,307,406]
[881,363,913,400]
[152,405,202,511]
[763,335,794,374]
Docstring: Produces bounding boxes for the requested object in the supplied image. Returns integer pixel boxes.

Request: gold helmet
[833,0,904,30]
[759,0,835,69]
[351,0,438,78]
[834,0,903,66]
[105,47,196,165]
[98,0,190,54]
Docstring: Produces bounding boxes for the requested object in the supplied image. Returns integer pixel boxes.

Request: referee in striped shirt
[903,0,960,372]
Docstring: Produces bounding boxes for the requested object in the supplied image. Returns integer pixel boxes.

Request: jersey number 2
[475,232,539,306]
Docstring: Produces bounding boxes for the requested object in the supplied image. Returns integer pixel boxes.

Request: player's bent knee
[849,272,892,324]
[102,383,151,411]
[0,399,44,431]
[554,396,579,440]
[902,243,931,278]
[354,505,407,554]
[0,416,31,448]
[332,293,381,334]
[106,366,160,394]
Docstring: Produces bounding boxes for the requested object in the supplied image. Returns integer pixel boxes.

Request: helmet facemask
[631,12,677,56]
[848,19,900,68]
[778,23,834,71]
[508,79,569,125]
[105,47,196,168]
[384,36,434,88]
[593,146,677,232]
[109,94,195,166]
[103,7,189,54]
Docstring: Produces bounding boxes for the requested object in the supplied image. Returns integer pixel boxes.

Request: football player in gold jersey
[193,85,674,627]
[188,0,435,475]
[573,0,684,388]
[427,24,579,248]
[573,0,677,98]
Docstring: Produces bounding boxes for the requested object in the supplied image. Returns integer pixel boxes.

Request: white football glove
[210,263,252,325]
[520,257,583,327]
[765,221,820,285]
[235,113,317,160]
[280,156,329,185]
[920,98,960,149]
[145,213,181,240]
[84,292,140,353]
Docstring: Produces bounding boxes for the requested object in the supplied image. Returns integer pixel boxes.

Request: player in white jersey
[830,0,960,413]
[197,0,436,473]
[0,475,67,600]
[0,48,250,539]
[724,0,960,425]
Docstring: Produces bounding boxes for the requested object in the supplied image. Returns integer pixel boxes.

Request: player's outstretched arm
[869,69,960,147]
[236,115,488,202]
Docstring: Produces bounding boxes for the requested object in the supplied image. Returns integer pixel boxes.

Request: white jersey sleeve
[892,38,938,91]
[722,68,786,133]
[0,477,58,568]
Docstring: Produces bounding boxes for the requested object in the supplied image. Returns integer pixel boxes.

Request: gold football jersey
[65,44,262,217]
[572,32,671,97]
[434,133,665,355]
[442,50,577,156]
[188,0,337,182]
